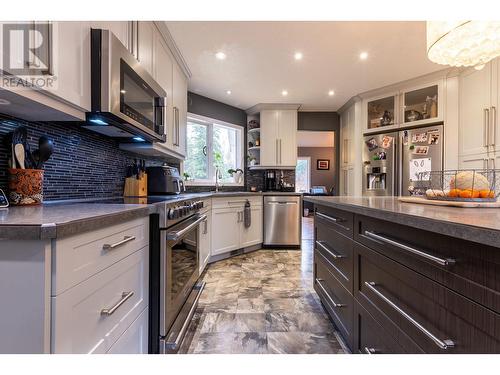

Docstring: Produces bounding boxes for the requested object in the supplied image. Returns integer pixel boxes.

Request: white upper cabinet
[136,21,154,76]
[363,80,444,135]
[340,104,355,167]
[259,110,279,167]
[153,33,174,147]
[459,63,492,157]
[278,110,298,166]
[259,109,297,167]
[172,62,188,157]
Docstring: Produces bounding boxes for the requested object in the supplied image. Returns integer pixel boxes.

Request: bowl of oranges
[424,170,498,202]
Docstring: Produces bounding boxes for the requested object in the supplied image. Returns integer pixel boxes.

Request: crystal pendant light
[427,21,500,70]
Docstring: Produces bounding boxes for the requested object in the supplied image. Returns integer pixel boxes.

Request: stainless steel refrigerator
[399,124,443,196]
[362,131,398,196]
[362,124,444,197]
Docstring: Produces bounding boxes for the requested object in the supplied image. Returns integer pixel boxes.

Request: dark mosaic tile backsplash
[0,114,169,201]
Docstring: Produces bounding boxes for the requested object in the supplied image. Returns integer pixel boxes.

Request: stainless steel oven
[85,28,167,143]
[156,200,206,353]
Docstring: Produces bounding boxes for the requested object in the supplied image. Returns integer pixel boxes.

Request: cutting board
[398,196,500,208]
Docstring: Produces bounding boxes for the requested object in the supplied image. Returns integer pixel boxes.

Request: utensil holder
[123,174,148,197]
[8,168,44,205]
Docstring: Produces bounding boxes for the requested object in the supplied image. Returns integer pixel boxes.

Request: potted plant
[228,168,244,184]
[182,172,191,181]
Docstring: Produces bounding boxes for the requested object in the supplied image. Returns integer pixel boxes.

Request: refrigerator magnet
[381,135,393,149]
[428,131,440,145]
[413,145,429,155]
[365,137,378,151]
[412,132,428,143]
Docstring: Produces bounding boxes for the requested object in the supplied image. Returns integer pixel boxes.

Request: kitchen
[0,2,500,372]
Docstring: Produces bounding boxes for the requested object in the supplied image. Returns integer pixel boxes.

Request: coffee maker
[264,170,279,191]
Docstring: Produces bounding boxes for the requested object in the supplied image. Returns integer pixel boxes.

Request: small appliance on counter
[263,169,295,192]
[147,164,185,195]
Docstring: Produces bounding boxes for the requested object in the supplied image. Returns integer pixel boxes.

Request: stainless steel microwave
[84,28,167,143]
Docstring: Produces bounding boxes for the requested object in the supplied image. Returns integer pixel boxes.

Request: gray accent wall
[298,112,340,195]
[187,92,247,126]
[298,147,336,193]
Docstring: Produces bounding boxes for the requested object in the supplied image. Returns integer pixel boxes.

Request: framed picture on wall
[317,159,330,170]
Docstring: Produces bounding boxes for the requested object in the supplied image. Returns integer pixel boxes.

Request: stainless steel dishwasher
[263,195,301,246]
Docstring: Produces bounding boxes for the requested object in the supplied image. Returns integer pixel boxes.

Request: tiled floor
[179,217,347,354]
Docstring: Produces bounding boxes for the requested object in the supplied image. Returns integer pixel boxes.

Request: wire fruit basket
[421,169,499,202]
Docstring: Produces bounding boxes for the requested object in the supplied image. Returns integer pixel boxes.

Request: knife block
[123,174,148,197]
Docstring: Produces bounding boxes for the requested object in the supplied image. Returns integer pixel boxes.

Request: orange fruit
[459,189,479,199]
[448,189,461,197]
[479,190,496,199]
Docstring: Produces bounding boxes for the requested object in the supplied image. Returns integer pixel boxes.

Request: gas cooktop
[79,194,200,205]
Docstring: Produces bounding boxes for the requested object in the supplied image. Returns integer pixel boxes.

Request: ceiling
[166,21,444,111]
[297,131,334,148]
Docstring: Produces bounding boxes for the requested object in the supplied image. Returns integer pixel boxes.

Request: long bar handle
[315,240,345,259]
[315,278,345,308]
[484,108,490,148]
[102,236,136,250]
[164,282,205,351]
[166,214,206,241]
[363,231,455,266]
[491,106,496,147]
[316,211,344,224]
[364,282,454,350]
[101,291,134,316]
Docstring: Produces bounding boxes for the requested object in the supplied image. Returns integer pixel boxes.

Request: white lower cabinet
[51,247,149,354]
[107,307,148,354]
[240,206,263,248]
[211,197,263,256]
[199,201,212,273]
[211,208,241,255]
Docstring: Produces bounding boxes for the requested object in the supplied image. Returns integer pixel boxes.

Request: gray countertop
[0,203,155,240]
[303,196,500,248]
[0,191,302,240]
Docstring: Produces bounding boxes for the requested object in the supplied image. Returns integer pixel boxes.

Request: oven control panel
[167,200,204,220]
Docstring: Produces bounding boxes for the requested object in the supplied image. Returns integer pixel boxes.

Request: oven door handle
[164,214,207,241]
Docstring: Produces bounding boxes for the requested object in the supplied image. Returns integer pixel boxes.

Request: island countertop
[0,203,155,240]
[303,196,500,248]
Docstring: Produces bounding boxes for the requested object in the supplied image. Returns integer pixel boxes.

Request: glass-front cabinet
[366,95,397,130]
[364,80,443,134]
[401,84,440,125]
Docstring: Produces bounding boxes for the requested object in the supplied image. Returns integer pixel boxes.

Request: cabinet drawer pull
[101,291,134,316]
[364,282,454,350]
[363,231,455,266]
[102,235,136,250]
[316,211,344,224]
[364,347,376,354]
[315,240,345,259]
[315,278,345,308]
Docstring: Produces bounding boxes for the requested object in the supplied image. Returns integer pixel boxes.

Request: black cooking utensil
[37,136,54,169]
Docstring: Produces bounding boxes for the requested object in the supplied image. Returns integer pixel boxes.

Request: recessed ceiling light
[328,90,335,96]
[0,99,11,105]
[215,51,226,60]
[226,90,232,95]
[359,51,369,60]
[281,90,288,96]
[294,52,303,60]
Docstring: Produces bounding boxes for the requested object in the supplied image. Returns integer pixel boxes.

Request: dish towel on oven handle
[244,199,251,228]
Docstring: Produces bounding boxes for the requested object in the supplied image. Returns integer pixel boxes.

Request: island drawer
[355,215,500,314]
[314,253,354,350]
[52,217,149,295]
[354,242,500,353]
[315,205,354,238]
[51,246,148,353]
[354,300,409,354]
[315,217,354,293]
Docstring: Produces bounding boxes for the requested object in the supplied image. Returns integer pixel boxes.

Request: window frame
[295,156,311,193]
[183,112,245,187]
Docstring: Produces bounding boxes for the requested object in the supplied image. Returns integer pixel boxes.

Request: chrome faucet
[215,167,223,192]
